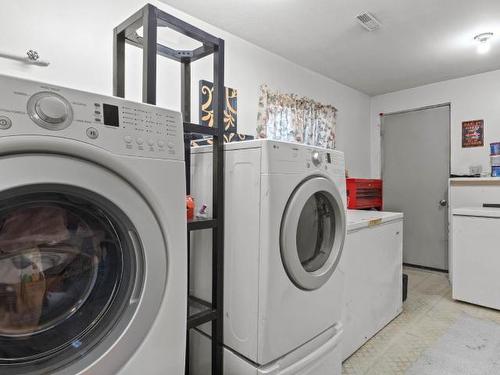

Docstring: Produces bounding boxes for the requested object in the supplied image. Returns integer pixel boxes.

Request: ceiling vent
[356,11,381,31]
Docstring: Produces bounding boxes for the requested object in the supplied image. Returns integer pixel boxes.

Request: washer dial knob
[36,96,68,124]
[28,92,73,130]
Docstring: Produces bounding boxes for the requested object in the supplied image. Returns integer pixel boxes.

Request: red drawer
[346,178,383,210]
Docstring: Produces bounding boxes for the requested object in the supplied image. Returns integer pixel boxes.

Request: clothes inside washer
[0,205,101,337]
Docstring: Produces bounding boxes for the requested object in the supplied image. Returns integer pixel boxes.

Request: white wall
[0,0,371,177]
[370,69,500,177]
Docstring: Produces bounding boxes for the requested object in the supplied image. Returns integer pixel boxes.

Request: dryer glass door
[281,177,346,290]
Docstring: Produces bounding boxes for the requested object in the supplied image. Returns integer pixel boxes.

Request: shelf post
[181,62,192,195]
[211,38,225,375]
[181,59,192,375]
[142,5,157,105]
[113,27,126,98]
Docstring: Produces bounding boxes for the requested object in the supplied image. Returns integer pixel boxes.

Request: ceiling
[160,0,500,96]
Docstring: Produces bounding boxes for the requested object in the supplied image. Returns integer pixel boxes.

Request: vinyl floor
[342,266,500,374]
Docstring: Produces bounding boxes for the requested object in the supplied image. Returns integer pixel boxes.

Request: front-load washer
[190,140,346,367]
[0,74,186,375]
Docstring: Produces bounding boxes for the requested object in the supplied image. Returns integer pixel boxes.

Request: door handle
[439,199,447,207]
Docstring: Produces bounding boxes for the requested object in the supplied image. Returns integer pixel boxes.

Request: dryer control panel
[0,74,183,161]
[262,140,345,177]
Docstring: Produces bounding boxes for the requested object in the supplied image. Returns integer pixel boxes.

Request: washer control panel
[0,74,183,161]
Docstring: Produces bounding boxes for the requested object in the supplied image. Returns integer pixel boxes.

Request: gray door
[382,105,449,270]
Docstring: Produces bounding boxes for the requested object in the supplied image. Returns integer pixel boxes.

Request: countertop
[450,177,500,183]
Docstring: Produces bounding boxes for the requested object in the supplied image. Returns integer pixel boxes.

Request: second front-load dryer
[190,139,346,366]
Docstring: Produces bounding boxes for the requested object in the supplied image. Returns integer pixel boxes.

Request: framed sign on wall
[462,119,484,148]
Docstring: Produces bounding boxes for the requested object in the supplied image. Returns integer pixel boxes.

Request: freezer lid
[347,210,403,232]
[453,207,500,218]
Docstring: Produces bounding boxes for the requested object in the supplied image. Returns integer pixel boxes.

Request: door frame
[380,102,451,272]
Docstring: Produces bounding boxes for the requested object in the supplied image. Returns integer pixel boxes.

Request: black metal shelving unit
[113,4,225,374]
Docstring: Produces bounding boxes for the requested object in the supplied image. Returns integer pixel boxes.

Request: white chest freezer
[340,210,404,361]
[452,207,500,310]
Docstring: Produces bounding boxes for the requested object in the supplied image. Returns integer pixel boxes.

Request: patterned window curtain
[256,85,337,149]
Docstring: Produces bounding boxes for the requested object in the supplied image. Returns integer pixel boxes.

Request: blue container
[491,142,500,155]
[492,166,500,177]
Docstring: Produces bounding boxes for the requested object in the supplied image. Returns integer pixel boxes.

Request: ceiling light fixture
[474,32,494,54]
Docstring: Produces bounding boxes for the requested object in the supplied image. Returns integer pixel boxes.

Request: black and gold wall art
[199,80,237,131]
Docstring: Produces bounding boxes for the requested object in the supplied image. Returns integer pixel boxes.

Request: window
[256,85,337,149]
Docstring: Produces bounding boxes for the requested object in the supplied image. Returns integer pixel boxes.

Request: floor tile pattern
[342,267,500,375]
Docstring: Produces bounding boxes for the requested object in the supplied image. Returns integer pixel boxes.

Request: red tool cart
[346,178,383,210]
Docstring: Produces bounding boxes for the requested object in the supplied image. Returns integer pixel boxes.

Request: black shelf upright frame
[113,4,225,374]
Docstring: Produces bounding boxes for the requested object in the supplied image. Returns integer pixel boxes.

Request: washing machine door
[0,154,166,375]
[280,176,346,290]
